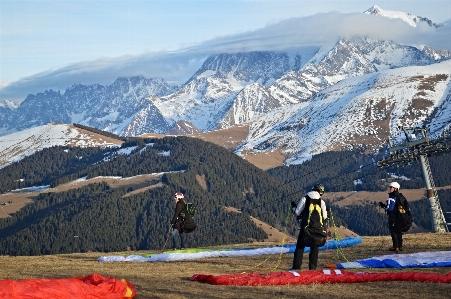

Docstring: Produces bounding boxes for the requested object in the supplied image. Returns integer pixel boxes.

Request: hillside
[0,123,123,169]
[0,136,304,256]
[1,126,451,256]
[187,124,286,170]
[0,122,287,171]
[1,233,450,299]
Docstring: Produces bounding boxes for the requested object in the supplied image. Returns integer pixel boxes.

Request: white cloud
[0,79,8,88]
[1,12,450,104]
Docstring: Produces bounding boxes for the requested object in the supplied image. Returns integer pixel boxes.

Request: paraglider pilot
[290,184,329,270]
[171,192,187,250]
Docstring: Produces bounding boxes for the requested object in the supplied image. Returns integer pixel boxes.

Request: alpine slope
[236,60,451,165]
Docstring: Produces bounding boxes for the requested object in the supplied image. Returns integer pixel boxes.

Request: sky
[1,0,450,104]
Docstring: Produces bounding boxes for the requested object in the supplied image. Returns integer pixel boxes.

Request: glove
[291,201,297,215]
[378,202,385,208]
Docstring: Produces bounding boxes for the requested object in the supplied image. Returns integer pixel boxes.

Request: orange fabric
[0,274,136,299]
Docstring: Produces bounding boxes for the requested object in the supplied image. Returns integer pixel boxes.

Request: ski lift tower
[377,126,450,233]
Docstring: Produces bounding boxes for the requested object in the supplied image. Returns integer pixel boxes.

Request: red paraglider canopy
[0,273,136,299]
[191,269,451,286]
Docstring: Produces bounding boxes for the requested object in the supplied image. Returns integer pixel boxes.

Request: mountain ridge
[237,60,451,164]
[364,5,444,28]
[0,6,450,167]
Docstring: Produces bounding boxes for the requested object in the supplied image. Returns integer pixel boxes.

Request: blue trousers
[172,229,186,249]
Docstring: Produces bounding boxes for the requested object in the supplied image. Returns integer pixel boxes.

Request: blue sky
[1,0,450,103]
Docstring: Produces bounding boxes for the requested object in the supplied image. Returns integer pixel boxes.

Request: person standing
[171,192,187,250]
[290,184,328,270]
[171,192,196,250]
[379,182,410,252]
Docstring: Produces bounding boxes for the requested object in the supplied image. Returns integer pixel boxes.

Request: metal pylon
[377,126,451,233]
[419,155,448,233]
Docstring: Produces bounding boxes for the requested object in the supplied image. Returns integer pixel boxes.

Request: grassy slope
[0,233,450,299]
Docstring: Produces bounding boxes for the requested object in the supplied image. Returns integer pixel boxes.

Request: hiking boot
[288,268,299,271]
[399,247,403,251]
[389,247,398,252]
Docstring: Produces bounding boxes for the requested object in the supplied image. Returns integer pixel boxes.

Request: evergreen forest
[0,136,302,255]
[0,134,450,256]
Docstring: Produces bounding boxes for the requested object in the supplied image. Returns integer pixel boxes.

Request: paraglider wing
[325,251,451,269]
[190,269,451,286]
[0,273,136,299]
[98,237,362,262]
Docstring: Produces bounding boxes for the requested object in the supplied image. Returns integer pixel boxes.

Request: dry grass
[0,174,163,218]
[1,233,450,299]
[242,150,286,170]
[188,124,250,151]
[187,124,286,170]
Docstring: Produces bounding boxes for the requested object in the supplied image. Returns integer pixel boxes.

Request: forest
[0,136,300,255]
[267,147,451,192]
[0,134,450,256]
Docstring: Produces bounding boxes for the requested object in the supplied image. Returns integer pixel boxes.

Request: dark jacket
[171,200,186,225]
[386,190,409,229]
[171,200,196,233]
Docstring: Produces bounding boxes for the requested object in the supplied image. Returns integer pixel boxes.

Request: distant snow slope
[0,123,121,169]
[236,60,451,165]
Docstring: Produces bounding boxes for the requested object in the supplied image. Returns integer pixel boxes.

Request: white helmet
[174,192,184,199]
[389,182,400,190]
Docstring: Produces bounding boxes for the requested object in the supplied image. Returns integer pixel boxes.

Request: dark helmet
[312,184,325,195]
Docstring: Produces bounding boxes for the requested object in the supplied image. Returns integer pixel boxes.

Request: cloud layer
[1,12,450,104]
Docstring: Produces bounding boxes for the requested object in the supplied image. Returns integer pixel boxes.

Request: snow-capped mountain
[0,76,178,136]
[152,51,299,132]
[264,37,439,108]
[364,5,443,28]
[236,59,451,164]
[0,101,15,128]
[0,6,450,167]
[216,83,281,129]
[419,45,451,61]
[149,36,445,133]
[0,123,122,169]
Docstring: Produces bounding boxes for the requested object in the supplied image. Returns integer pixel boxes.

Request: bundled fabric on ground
[98,237,362,262]
[0,273,136,299]
[325,251,451,269]
[190,269,451,286]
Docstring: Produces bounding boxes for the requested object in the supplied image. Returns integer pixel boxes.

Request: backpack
[180,203,197,233]
[303,197,327,247]
[395,194,413,232]
[180,202,196,218]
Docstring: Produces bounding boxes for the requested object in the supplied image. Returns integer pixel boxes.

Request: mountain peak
[363,5,442,28]
[364,5,381,14]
